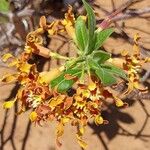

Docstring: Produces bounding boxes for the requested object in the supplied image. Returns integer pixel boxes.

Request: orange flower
[122,34,148,94]
[60,5,76,39]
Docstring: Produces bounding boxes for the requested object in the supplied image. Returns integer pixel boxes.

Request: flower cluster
[121,34,149,94]
[1,0,149,149]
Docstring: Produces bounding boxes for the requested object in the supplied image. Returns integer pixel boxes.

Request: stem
[49,51,70,60]
[32,44,70,60]
[80,63,85,83]
[86,60,91,77]
[65,57,83,69]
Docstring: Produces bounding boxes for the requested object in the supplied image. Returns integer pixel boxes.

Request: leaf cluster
[50,0,127,92]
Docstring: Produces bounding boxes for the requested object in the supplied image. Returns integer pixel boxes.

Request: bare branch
[98,0,145,29]
[112,7,150,22]
[17,5,34,17]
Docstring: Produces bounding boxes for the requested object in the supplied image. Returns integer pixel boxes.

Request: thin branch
[112,30,150,56]
[111,0,143,14]
[17,5,34,17]
[141,71,150,82]
[118,124,147,141]
[98,0,146,29]
[112,7,150,22]
[125,26,150,35]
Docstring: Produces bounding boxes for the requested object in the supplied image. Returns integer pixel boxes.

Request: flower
[60,5,76,39]
[29,111,38,122]
[122,34,148,94]
[94,115,104,125]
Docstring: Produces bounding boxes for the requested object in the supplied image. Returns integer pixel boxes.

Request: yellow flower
[62,5,75,26]
[76,126,87,149]
[60,5,76,39]
[24,45,33,54]
[39,16,47,29]
[122,34,149,94]
[29,111,38,122]
[74,95,86,109]
[88,81,96,91]
[56,121,64,147]
[114,97,124,107]
[26,32,43,45]
[82,90,90,98]
[94,115,104,125]
[2,53,14,62]
[0,73,18,83]
[19,63,32,73]
[39,67,63,84]
[3,99,16,109]
[49,95,65,109]
[47,21,59,36]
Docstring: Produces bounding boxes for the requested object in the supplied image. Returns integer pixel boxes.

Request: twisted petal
[3,99,16,109]
[29,111,38,122]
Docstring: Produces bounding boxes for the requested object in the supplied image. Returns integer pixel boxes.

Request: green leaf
[75,16,88,51]
[101,64,127,79]
[50,69,82,93]
[88,58,116,86]
[0,0,9,12]
[82,0,96,53]
[82,0,95,38]
[95,67,117,86]
[92,50,111,64]
[57,80,75,93]
[88,57,100,70]
[94,28,114,50]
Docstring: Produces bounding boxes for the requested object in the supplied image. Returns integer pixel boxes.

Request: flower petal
[39,16,47,28]
[56,122,64,147]
[29,111,37,122]
[1,74,18,83]
[3,100,16,109]
[20,63,32,73]
[94,115,104,125]
[2,53,14,62]
[76,127,87,149]
[114,97,124,107]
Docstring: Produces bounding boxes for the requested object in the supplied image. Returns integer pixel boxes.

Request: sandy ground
[0,0,150,150]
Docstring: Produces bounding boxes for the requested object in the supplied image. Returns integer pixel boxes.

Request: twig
[98,0,144,29]
[110,0,143,14]
[17,5,34,17]
[125,26,150,35]
[112,7,150,22]
[112,30,150,56]
[141,71,150,82]
[118,124,147,141]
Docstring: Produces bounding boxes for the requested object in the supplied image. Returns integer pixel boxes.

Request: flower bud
[39,67,64,84]
[107,58,125,69]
